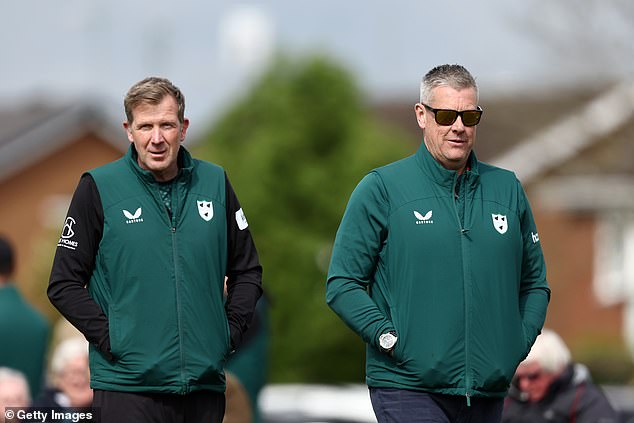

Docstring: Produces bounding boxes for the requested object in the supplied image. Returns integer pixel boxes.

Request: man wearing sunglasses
[327,64,550,422]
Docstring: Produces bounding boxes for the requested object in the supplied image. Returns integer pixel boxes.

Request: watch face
[380,333,397,350]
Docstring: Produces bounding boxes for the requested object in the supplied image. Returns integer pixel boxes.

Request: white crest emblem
[197,200,213,221]
[492,214,508,234]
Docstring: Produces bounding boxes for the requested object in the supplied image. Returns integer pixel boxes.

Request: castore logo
[414,210,433,225]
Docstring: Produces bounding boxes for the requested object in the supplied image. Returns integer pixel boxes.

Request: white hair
[50,337,89,377]
[0,367,31,403]
[523,328,571,373]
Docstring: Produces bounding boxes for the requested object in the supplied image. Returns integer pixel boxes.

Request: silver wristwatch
[379,331,398,352]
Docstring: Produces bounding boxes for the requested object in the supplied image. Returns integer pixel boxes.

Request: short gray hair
[0,367,31,404]
[50,337,89,377]
[419,64,478,104]
[523,328,571,373]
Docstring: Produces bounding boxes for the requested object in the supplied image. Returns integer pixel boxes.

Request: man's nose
[518,378,531,392]
[150,127,163,142]
[451,116,466,131]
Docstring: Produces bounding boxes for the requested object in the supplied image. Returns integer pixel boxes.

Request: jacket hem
[366,377,507,398]
[90,381,226,394]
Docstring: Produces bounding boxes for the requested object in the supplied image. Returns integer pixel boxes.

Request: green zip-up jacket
[49,146,262,395]
[87,147,230,393]
[326,142,550,399]
[0,284,50,398]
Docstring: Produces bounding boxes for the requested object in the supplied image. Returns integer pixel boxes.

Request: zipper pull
[466,391,471,407]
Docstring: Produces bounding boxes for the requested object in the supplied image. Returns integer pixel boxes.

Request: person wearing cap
[0,235,50,399]
[48,77,263,423]
[502,328,618,422]
[326,64,550,422]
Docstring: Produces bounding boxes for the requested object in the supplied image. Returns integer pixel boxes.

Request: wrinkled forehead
[428,85,478,107]
[516,361,543,375]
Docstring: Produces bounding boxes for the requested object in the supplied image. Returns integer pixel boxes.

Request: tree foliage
[195,54,414,382]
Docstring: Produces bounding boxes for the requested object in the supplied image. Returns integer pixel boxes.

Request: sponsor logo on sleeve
[57,216,79,250]
[531,231,540,243]
[236,208,248,230]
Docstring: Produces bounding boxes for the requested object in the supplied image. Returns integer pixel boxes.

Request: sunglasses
[422,104,483,127]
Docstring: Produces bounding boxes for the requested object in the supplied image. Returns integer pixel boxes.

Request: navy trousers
[370,387,504,423]
[92,389,226,423]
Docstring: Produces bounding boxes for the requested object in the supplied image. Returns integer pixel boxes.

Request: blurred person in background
[47,76,263,423]
[33,337,92,411]
[0,367,30,423]
[223,372,254,423]
[0,235,50,399]
[326,64,550,423]
[225,294,269,423]
[502,328,618,423]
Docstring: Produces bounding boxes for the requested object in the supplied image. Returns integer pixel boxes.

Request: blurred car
[259,384,377,423]
[260,383,634,423]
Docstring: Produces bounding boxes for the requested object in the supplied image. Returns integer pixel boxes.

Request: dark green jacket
[327,143,550,399]
[87,147,230,394]
[0,284,50,397]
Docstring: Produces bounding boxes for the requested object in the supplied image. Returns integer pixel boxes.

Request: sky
[2,0,632,133]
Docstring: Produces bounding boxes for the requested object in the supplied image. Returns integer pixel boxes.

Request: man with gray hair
[33,337,92,411]
[502,329,618,422]
[0,367,30,423]
[327,64,550,422]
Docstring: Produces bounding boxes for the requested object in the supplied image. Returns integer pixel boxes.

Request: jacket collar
[546,363,589,399]
[415,140,480,189]
[126,144,194,184]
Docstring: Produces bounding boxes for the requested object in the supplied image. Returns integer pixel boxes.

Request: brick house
[0,100,126,316]
[493,80,634,369]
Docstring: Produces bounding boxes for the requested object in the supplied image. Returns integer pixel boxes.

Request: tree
[195,54,414,382]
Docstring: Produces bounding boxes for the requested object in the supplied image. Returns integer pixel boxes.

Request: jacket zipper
[164,184,187,395]
[172,225,187,394]
[452,173,472,405]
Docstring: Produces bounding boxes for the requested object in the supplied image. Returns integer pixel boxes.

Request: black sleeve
[224,172,263,350]
[47,174,113,360]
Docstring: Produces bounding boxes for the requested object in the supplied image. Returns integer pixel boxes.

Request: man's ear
[180,118,190,142]
[123,121,134,143]
[414,103,426,130]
